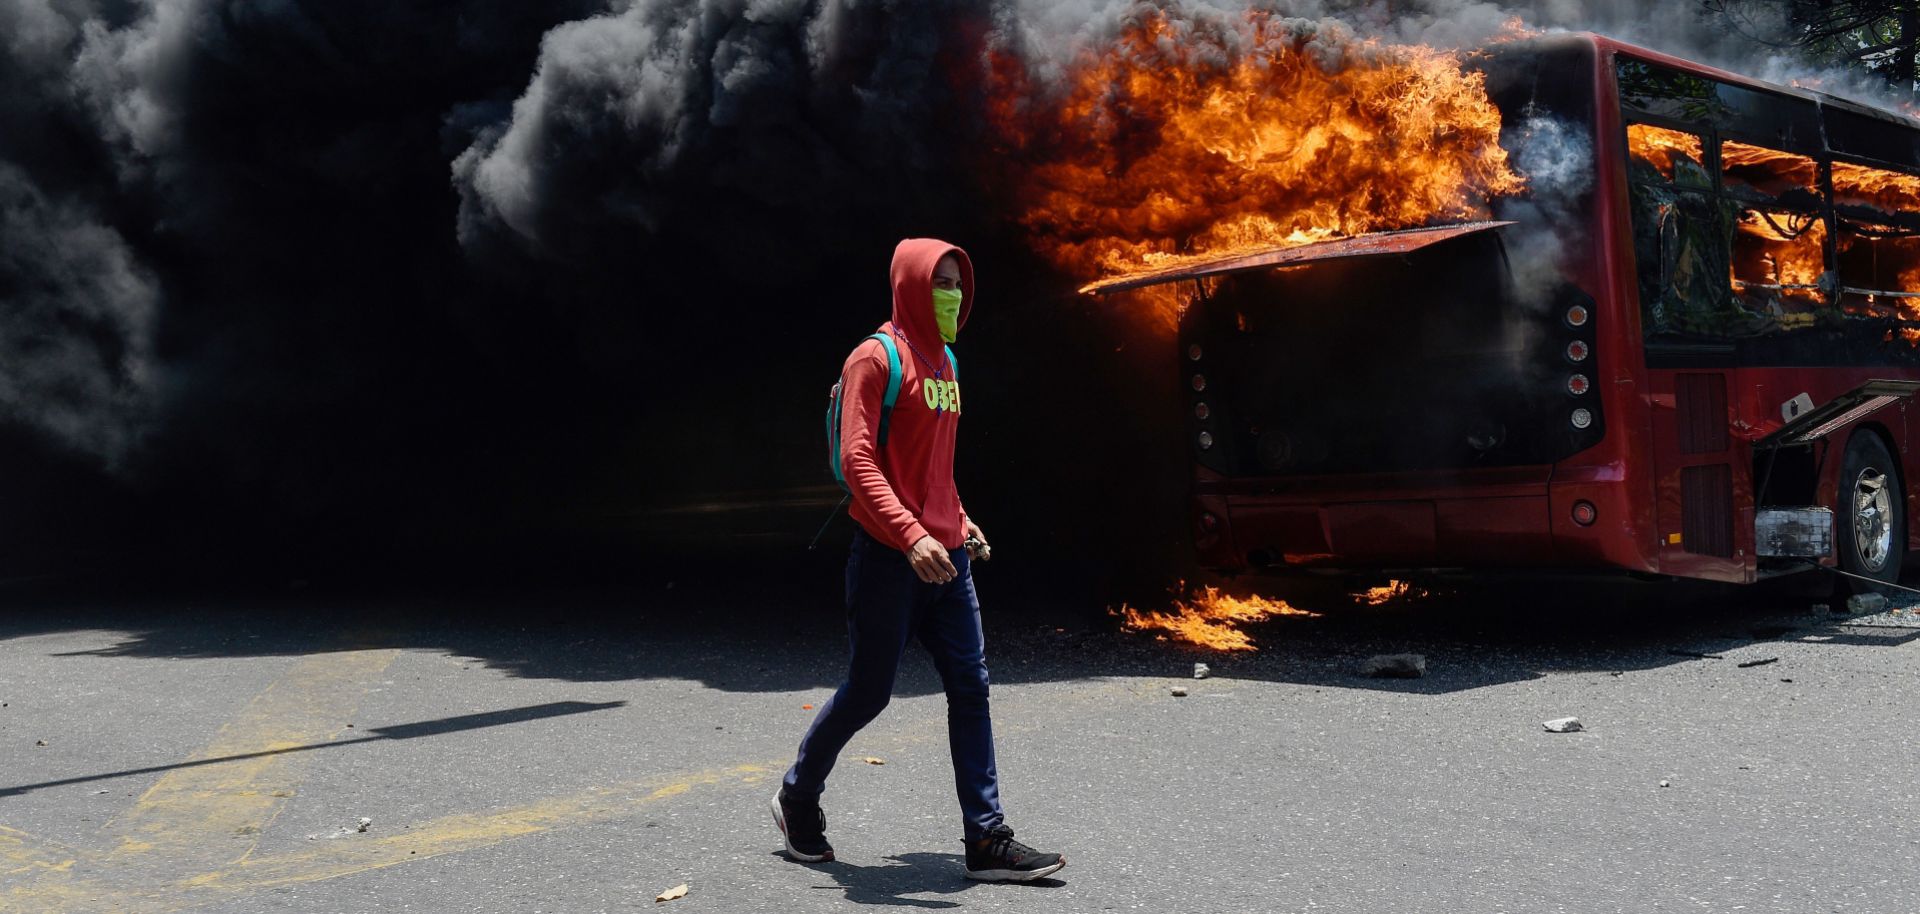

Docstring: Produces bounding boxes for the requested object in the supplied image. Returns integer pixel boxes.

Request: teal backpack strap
[943,345,957,381]
[819,332,907,548]
[869,332,903,446]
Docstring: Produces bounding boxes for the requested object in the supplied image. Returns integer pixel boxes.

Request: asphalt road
[3,572,1918,913]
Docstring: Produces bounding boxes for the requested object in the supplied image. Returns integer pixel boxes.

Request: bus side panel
[1646,369,1754,582]
[1546,42,1663,576]
[1725,370,1919,566]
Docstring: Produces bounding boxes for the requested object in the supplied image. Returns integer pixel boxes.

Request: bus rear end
[1156,36,1646,578]
[1179,228,1615,573]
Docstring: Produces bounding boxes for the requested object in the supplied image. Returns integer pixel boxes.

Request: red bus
[1109,34,1920,589]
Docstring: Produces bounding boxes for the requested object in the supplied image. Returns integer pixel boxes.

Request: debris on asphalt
[1848,593,1889,615]
[1360,654,1427,678]
[1170,686,1189,697]
[801,704,814,711]
[1737,657,1779,668]
[33,739,46,747]
[1193,662,1210,680]
[1543,717,1583,733]
[862,756,885,766]
[656,883,689,903]
[308,817,377,841]
[1659,779,1671,788]
[1667,649,1723,659]
[1781,678,1794,683]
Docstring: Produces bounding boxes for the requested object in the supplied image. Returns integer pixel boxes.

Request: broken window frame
[1720,140,1830,315]
[1619,54,1920,367]
[1616,57,1902,354]
[1829,156,1920,328]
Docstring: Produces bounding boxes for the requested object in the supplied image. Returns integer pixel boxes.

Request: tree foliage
[1706,0,1920,88]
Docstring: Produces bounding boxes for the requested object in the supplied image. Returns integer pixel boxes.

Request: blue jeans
[783,527,1005,841]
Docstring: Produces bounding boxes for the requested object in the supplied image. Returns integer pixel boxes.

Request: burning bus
[1087,33,1920,589]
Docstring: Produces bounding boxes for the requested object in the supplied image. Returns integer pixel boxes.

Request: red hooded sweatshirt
[838,238,974,552]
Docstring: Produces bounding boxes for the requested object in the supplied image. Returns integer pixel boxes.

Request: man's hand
[907,535,959,584]
[963,519,990,561]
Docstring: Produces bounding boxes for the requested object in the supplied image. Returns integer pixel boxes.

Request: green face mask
[932,287,963,343]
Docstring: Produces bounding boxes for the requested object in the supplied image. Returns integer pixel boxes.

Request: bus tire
[1836,431,1905,594]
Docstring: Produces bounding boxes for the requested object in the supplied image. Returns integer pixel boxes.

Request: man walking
[771,238,1065,882]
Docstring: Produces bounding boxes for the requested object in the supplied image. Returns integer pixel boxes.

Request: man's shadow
[777,852,1064,908]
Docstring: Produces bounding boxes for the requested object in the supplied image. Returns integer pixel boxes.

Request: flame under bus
[1105,34,1920,585]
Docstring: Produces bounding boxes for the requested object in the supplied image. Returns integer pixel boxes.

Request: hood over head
[889,238,973,355]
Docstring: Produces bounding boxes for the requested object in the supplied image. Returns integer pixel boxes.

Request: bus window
[1832,160,1920,341]
[1729,209,1826,319]
[1721,142,1818,201]
[1832,160,1920,213]
[1626,123,1735,337]
[1618,60,1732,127]
[1827,105,1920,171]
[1619,57,1821,153]
[1628,124,1708,186]
[1722,142,1826,323]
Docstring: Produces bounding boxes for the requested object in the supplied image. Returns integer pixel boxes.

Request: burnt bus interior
[1621,57,1920,367]
[1181,39,1602,478]
[1619,56,1920,517]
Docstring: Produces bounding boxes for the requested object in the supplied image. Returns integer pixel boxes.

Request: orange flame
[1831,162,1920,342]
[1833,160,1920,212]
[989,11,1525,328]
[1721,141,1817,195]
[1112,585,1317,651]
[1625,123,1703,182]
[1731,210,1826,306]
[1355,579,1428,605]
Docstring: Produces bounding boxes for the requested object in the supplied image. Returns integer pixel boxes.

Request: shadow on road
[1,562,1912,699]
[0,700,626,798]
[780,851,1064,907]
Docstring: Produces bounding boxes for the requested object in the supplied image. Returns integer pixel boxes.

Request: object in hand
[963,536,991,561]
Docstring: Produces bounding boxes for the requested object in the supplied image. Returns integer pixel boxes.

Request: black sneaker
[964,824,1064,881]
[770,791,834,862]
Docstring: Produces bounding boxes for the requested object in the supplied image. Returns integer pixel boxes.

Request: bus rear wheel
[1836,431,1905,594]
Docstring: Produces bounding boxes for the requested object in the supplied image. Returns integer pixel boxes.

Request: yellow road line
[103,649,401,864]
[5,763,773,914]
[0,824,87,876]
[191,763,773,894]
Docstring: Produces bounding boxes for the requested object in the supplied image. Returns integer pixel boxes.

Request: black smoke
[0,0,1874,594]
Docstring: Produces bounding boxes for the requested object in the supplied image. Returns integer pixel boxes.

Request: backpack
[825,328,957,492]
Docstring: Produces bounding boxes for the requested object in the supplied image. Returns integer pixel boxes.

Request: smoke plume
[0,162,156,465]
[0,0,1904,578]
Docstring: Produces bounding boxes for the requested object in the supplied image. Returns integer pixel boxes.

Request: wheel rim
[1853,466,1893,572]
